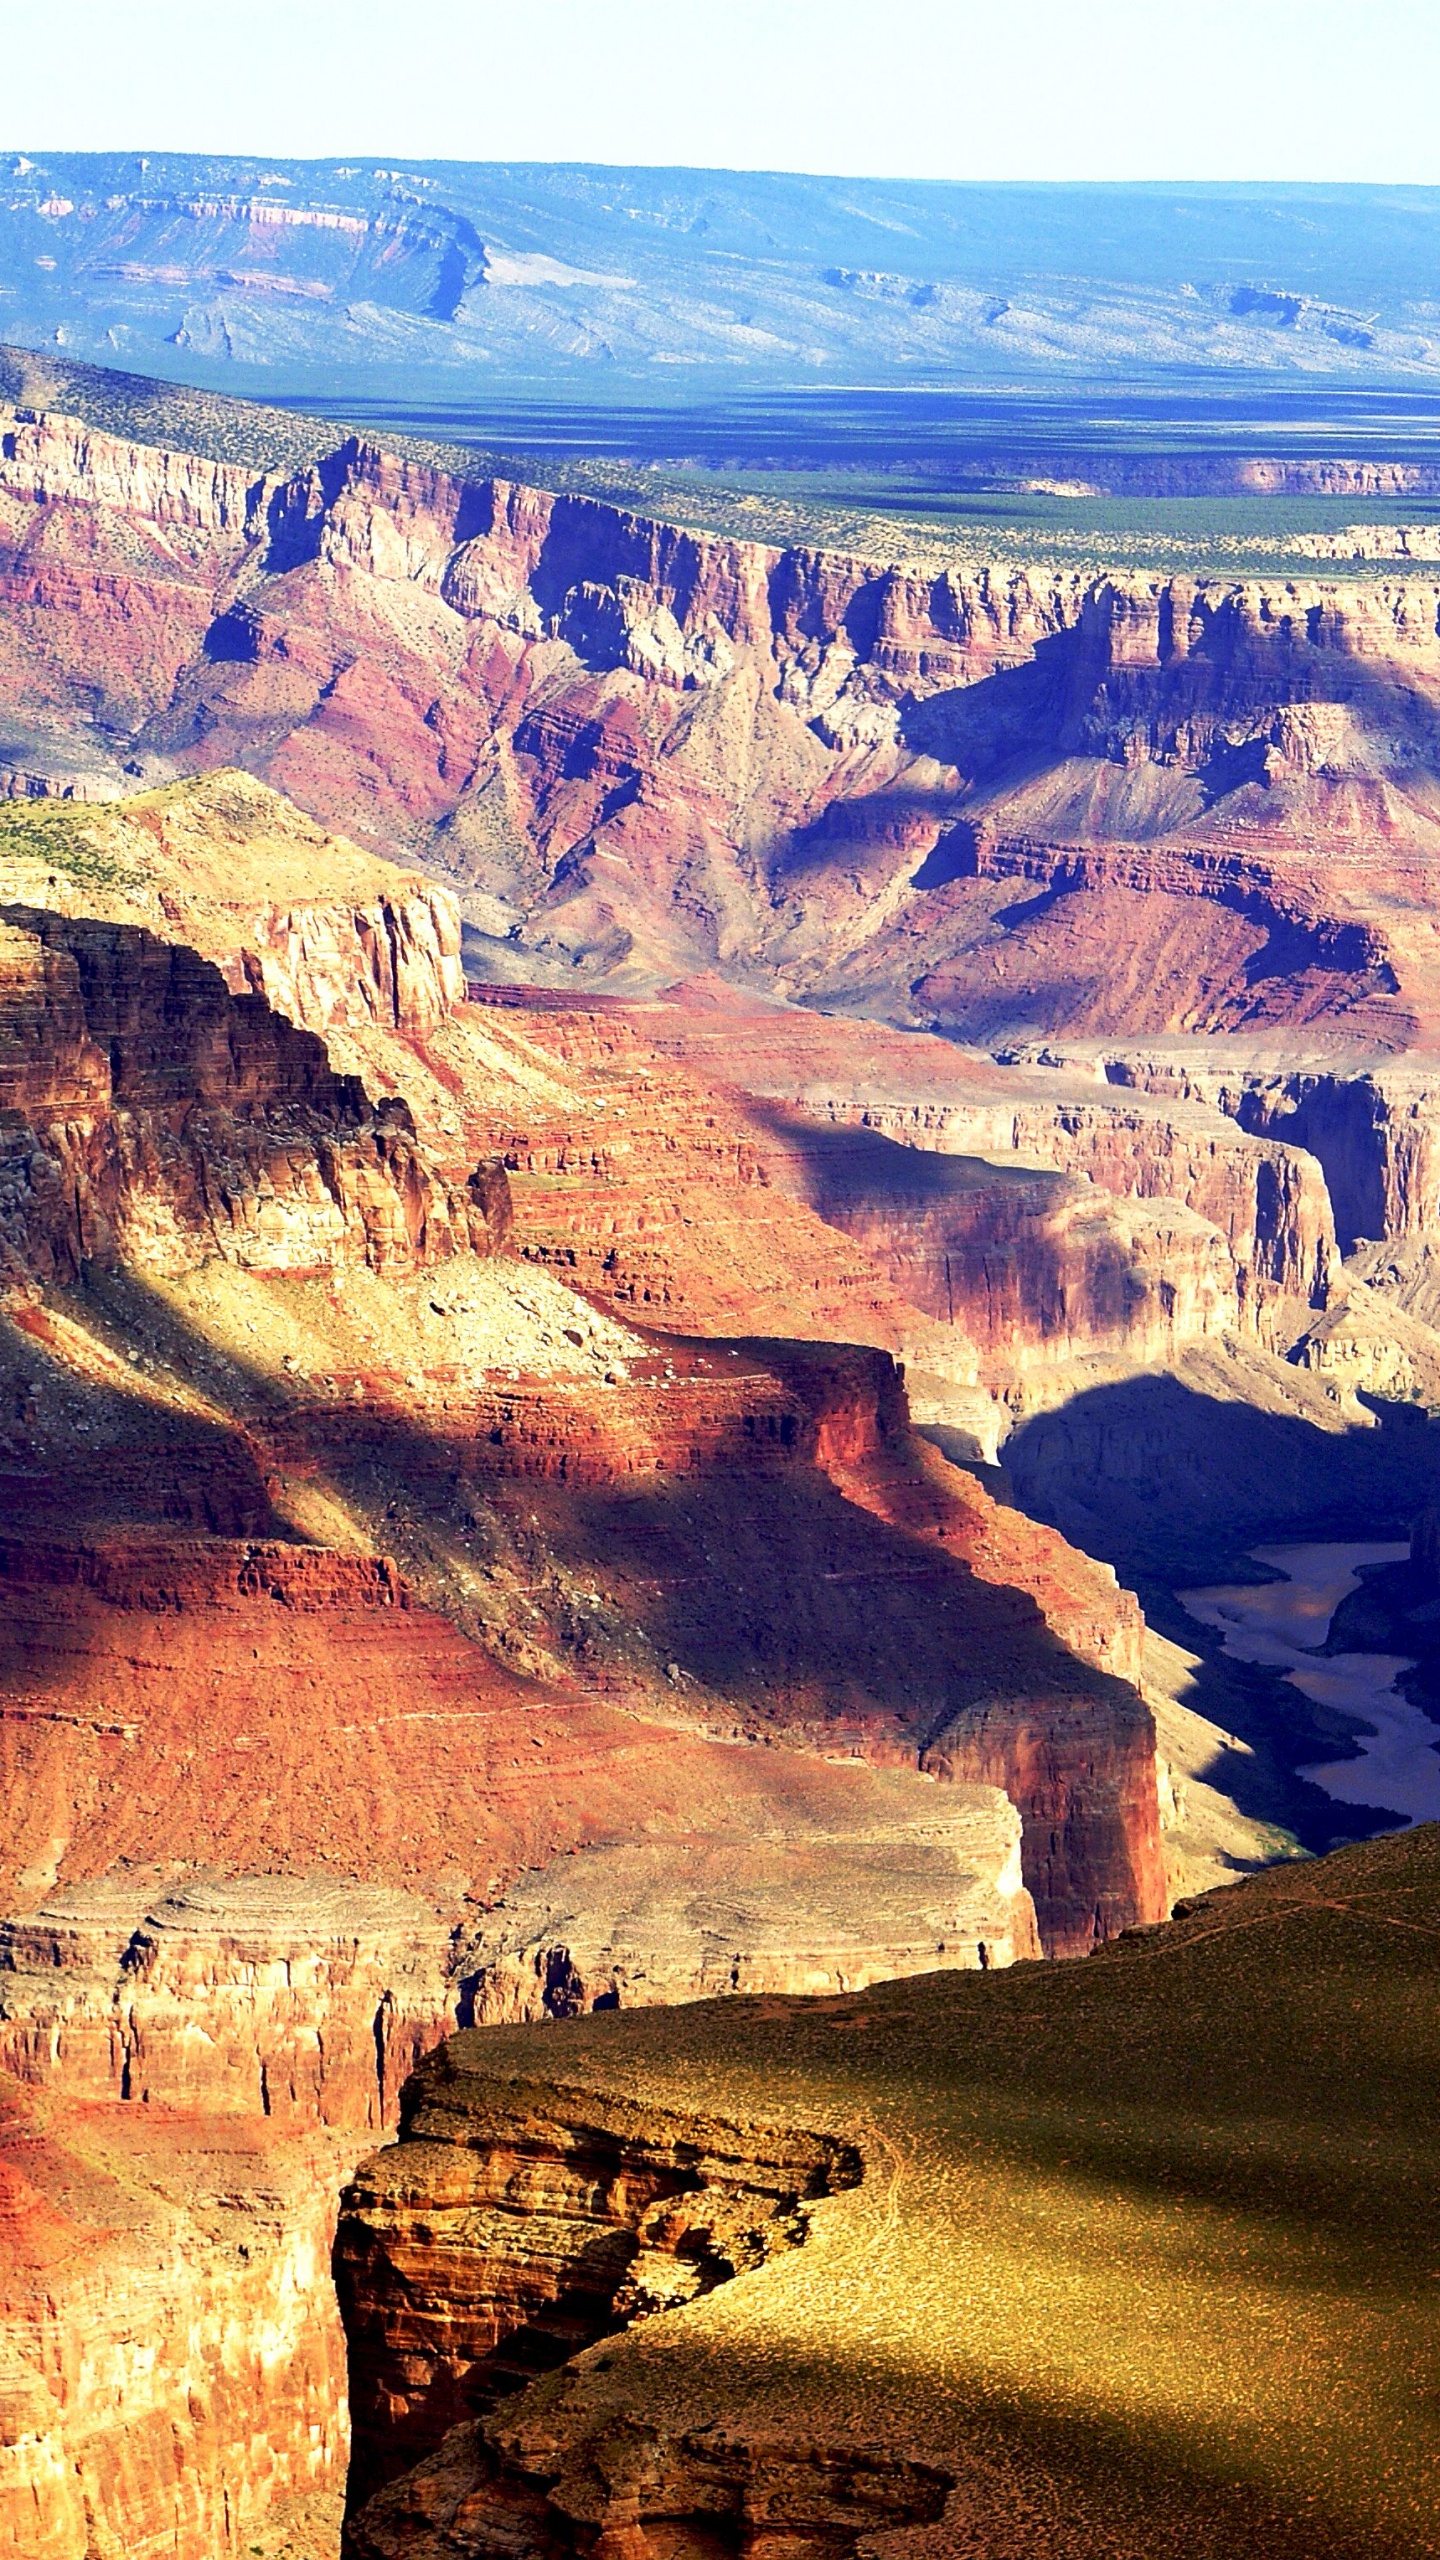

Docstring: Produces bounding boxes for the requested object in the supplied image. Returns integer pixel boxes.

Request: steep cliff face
[998,1035,1440,1415]
[451,990,1340,1422]
[1094,1046,1440,1254]
[0,2071,356,2560]
[0,767,467,1036]
[0,1875,452,2128]
[336,2057,863,2514]
[0,900,508,1294]
[631,995,1336,1311]
[6,775,1328,1434]
[5,403,1440,1040]
[0,772,1202,2559]
[452,1788,1040,2024]
[0,1310,1158,1958]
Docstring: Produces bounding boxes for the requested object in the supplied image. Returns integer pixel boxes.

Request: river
[1179,1542,1440,1827]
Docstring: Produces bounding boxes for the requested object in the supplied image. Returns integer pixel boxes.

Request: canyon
[5,358,1440,1058]
[0,767,1192,2559]
[0,350,1435,2559]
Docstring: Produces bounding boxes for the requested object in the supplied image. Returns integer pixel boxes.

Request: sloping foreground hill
[340,1823,1440,2560]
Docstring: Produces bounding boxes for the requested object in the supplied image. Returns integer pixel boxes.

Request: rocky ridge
[8,397,1440,1045]
[0,753,1435,2558]
[0,774,1215,2557]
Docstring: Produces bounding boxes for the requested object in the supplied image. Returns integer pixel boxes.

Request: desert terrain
[0,315,1432,2556]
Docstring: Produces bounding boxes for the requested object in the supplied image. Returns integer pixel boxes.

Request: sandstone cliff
[0,901,506,1291]
[0,813,1173,2552]
[0,2071,355,2560]
[6,401,1440,1041]
[0,770,1324,2560]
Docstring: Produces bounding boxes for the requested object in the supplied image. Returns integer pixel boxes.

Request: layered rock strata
[625,989,1337,1315]
[0,773,1238,2560]
[1087,1041,1440,1253]
[453,1785,1040,2024]
[0,1875,452,2128]
[448,989,1338,1425]
[0,901,507,1291]
[336,2059,864,2513]
[0,2071,355,2560]
[7,398,1440,1039]
[0,1315,1157,1954]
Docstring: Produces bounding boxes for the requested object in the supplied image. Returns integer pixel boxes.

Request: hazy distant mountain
[3,155,1440,396]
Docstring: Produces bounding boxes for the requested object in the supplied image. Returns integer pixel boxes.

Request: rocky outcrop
[335,1831,1440,2560]
[457,991,1339,1426]
[0,770,1202,2553]
[454,1785,1040,2022]
[7,399,1440,1038]
[765,1116,1244,1385]
[604,989,1337,1326]
[0,798,1169,1974]
[0,768,468,1039]
[0,1874,452,2128]
[1069,1044,1440,1251]
[335,2043,864,2514]
[0,903,508,1286]
[0,2071,356,2560]
[345,2412,953,2560]
[0,1330,1160,1954]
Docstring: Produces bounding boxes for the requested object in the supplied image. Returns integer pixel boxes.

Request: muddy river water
[1180,1542,1440,1827]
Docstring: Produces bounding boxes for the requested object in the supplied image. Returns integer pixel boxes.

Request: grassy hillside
[383,1824,1440,2559]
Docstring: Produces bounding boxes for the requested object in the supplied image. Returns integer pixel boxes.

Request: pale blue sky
[1,0,1437,182]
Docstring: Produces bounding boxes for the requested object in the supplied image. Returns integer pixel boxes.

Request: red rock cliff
[6,405,1440,1036]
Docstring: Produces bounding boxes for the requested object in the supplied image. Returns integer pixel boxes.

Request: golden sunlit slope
[345,1822,1440,2560]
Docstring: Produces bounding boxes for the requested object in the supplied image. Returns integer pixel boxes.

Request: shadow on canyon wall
[0,1271,1159,1950]
[1005,1368,1440,1851]
[1005,1371,1440,1586]
[11,1249,1433,1897]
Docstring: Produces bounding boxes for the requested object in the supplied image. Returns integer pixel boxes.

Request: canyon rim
[0,152,1435,2560]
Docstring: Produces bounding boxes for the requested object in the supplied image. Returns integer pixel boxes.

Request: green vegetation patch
[0,799,145,895]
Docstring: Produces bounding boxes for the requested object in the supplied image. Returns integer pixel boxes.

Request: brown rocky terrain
[0,2068,354,2560]
[0,771,1249,2559]
[7,388,1440,1047]
[3,367,1440,2560]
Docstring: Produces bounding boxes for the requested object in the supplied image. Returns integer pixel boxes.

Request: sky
[0,0,1438,184]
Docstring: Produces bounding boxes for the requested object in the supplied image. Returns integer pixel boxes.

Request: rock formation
[8,393,1440,1045]
[336,2064,864,2514]
[0,1875,452,2126]
[6,385,1440,2556]
[8,171,1440,385]
[337,1826,1440,2560]
[0,765,1209,2556]
[0,2069,354,2560]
